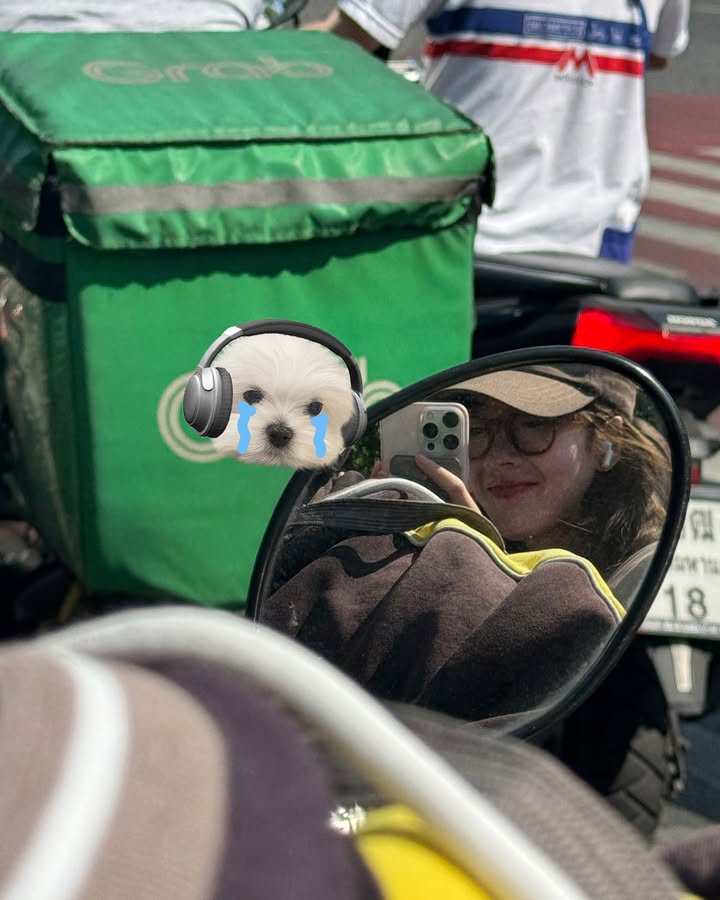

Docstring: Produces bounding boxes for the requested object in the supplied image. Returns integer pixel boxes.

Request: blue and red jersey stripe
[425,7,650,76]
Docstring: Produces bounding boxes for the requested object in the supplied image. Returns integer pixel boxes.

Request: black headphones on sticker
[183,319,367,447]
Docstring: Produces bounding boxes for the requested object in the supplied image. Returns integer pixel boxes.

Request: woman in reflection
[418,365,671,596]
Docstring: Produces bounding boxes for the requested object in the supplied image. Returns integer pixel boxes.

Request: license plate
[641,488,720,638]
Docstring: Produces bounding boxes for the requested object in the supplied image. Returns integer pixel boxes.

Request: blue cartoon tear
[311,413,329,458]
[236,401,257,454]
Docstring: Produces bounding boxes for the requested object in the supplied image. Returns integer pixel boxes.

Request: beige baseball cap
[444,365,637,419]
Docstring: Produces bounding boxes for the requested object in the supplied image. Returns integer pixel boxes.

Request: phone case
[379,402,470,496]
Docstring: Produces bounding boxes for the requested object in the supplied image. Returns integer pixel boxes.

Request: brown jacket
[262,517,623,723]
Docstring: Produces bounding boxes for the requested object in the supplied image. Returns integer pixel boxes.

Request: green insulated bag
[0,30,494,608]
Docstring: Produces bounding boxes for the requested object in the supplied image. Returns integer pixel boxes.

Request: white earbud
[600,441,615,470]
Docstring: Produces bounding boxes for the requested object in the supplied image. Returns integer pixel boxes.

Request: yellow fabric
[356,806,697,900]
[405,517,625,621]
[354,806,496,900]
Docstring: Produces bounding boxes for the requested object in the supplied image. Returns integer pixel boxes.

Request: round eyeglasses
[469,412,579,457]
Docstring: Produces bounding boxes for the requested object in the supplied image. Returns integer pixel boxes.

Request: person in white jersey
[305,1,690,262]
[0,1,262,32]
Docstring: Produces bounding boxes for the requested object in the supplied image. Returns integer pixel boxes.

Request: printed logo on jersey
[554,47,598,86]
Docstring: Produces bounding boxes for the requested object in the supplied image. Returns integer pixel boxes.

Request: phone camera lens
[443,434,459,450]
[443,412,459,428]
[422,423,439,439]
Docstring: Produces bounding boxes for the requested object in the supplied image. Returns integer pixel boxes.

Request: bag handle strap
[293,498,504,547]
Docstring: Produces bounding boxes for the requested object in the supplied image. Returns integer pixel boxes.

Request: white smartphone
[379,401,470,497]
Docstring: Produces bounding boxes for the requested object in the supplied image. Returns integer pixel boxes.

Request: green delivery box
[0,30,494,608]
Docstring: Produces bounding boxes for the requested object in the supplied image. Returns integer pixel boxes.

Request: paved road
[299,2,719,288]
[639,3,720,289]
[635,96,720,288]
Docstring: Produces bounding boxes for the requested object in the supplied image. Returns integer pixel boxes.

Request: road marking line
[700,147,720,159]
[647,178,720,216]
[637,215,720,254]
[651,152,720,182]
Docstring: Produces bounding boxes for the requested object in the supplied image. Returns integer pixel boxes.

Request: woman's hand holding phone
[413,454,479,510]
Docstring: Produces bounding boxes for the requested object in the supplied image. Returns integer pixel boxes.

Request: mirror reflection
[256,362,673,726]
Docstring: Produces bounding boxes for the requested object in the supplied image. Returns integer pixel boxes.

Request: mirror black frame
[247,346,691,739]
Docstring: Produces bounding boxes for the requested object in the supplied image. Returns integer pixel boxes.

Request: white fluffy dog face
[211,333,357,469]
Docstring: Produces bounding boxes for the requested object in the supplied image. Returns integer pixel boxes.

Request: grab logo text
[82,56,333,85]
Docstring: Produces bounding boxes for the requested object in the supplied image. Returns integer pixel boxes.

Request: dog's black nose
[266,423,294,448]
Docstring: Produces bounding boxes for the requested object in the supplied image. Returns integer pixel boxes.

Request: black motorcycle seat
[473,252,699,305]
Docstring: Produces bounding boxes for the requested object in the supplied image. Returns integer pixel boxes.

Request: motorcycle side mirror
[247,348,691,740]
